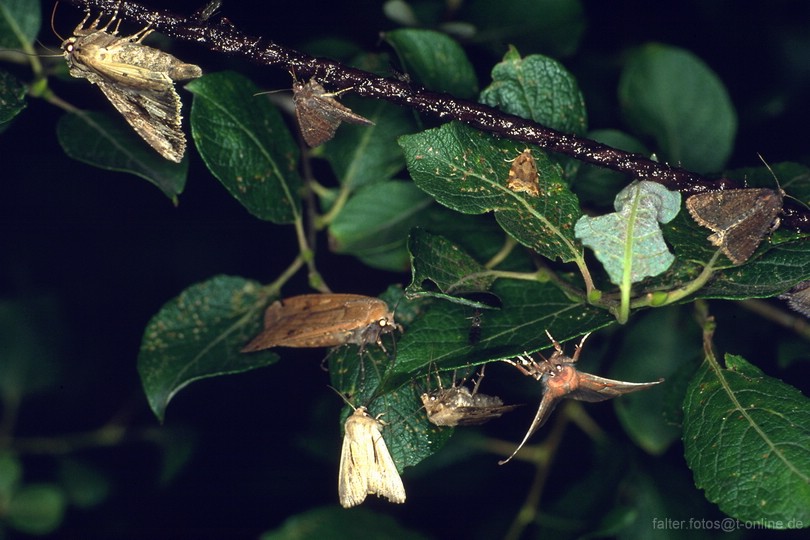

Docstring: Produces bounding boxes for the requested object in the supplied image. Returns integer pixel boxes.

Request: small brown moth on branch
[500,331,662,464]
[241,294,399,353]
[61,9,202,162]
[421,366,518,427]
[685,188,783,265]
[291,75,374,147]
[338,405,406,508]
[506,149,540,197]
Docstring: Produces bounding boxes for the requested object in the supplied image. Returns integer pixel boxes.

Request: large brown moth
[421,367,518,427]
[291,75,373,147]
[500,331,662,464]
[338,405,406,508]
[240,294,399,353]
[61,9,202,162]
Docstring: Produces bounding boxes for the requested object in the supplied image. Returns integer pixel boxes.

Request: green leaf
[57,459,110,509]
[137,275,278,422]
[480,46,588,135]
[573,129,649,207]
[6,484,66,535]
[260,506,427,540]
[575,180,681,285]
[619,43,737,173]
[405,228,496,301]
[0,0,41,48]
[383,29,478,98]
[56,111,188,201]
[612,307,698,454]
[329,181,435,272]
[396,278,613,375]
[0,69,26,123]
[329,338,452,472]
[682,353,810,524]
[323,99,415,189]
[464,0,585,58]
[0,297,62,400]
[0,452,21,498]
[187,71,301,223]
[400,122,582,263]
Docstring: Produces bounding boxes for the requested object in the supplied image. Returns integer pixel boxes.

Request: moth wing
[316,95,374,127]
[569,372,662,402]
[499,392,558,465]
[450,404,521,426]
[338,412,374,508]
[717,199,781,264]
[295,103,341,147]
[94,80,186,162]
[365,426,406,504]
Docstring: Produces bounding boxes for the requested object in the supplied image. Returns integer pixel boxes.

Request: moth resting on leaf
[338,405,406,508]
[61,10,202,162]
[500,331,662,464]
[421,367,518,427]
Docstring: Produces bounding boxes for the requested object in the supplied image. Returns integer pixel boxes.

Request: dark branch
[61,0,809,230]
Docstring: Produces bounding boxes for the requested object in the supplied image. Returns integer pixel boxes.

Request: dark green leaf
[56,111,188,201]
[383,29,478,98]
[260,506,427,540]
[575,181,681,285]
[399,122,582,263]
[57,459,110,509]
[0,69,26,123]
[405,228,496,301]
[6,484,66,535]
[187,71,301,223]
[573,129,649,207]
[137,275,278,422]
[0,0,41,48]
[465,0,585,58]
[480,46,588,135]
[396,278,613,376]
[329,181,435,272]
[0,297,62,400]
[619,43,737,173]
[0,452,21,498]
[683,353,810,523]
[323,99,414,189]
[612,307,698,454]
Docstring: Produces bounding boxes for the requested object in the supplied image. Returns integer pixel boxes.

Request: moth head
[61,37,77,54]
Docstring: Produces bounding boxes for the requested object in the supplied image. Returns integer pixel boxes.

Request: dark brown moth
[291,76,374,147]
[420,367,518,427]
[499,331,662,464]
[338,405,406,508]
[779,280,810,317]
[241,294,399,353]
[506,149,540,197]
[685,188,783,265]
[61,10,202,162]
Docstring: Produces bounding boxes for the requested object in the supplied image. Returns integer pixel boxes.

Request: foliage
[1,0,809,538]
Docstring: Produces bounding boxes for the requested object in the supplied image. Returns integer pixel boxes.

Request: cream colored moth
[338,406,406,508]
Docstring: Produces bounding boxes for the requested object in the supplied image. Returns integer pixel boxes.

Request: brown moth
[61,10,202,162]
[500,331,662,464]
[506,149,540,197]
[779,280,810,317]
[338,405,406,508]
[291,76,373,147]
[241,294,399,353]
[685,188,783,265]
[421,367,518,427]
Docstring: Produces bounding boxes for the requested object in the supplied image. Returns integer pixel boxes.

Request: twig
[59,0,810,231]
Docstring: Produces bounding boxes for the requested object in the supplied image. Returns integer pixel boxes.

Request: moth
[499,331,662,464]
[685,188,783,265]
[291,76,373,147]
[779,280,810,317]
[421,367,518,427]
[61,10,202,162]
[468,309,483,344]
[241,294,399,353]
[506,149,540,197]
[338,405,406,508]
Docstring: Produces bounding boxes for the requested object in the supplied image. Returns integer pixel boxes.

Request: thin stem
[484,235,517,269]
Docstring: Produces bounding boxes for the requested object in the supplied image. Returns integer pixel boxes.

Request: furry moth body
[61,11,202,162]
[338,406,406,508]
